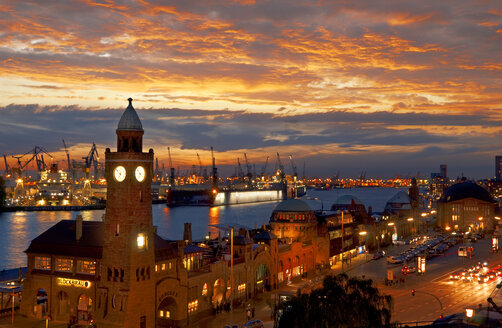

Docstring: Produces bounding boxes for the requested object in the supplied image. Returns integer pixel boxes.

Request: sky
[0,0,501,179]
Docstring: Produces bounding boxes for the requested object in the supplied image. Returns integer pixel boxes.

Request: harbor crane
[260,156,269,177]
[196,153,203,177]
[12,146,53,177]
[3,154,10,176]
[237,158,245,179]
[243,153,252,180]
[288,154,298,179]
[62,139,76,182]
[82,143,99,179]
[168,147,175,186]
[211,146,218,186]
[276,152,285,179]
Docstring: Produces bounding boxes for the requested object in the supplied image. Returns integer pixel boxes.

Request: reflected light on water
[208,207,220,239]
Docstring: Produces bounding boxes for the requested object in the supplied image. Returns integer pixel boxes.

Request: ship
[166,180,306,207]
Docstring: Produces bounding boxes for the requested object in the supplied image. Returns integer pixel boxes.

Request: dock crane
[260,156,269,177]
[243,153,252,180]
[211,146,218,187]
[82,143,99,179]
[288,154,298,179]
[276,152,285,178]
[237,158,245,179]
[3,154,10,176]
[196,153,203,178]
[62,139,75,182]
[12,146,53,177]
[168,147,175,186]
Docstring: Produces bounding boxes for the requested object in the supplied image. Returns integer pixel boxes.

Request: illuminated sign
[57,278,91,288]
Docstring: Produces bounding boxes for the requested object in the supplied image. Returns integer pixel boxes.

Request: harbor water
[0,187,405,270]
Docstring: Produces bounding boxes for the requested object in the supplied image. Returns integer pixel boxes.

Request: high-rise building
[495,156,502,181]
[440,164,447,180]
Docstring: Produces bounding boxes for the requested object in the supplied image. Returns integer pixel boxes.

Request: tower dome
[117,98,143,131]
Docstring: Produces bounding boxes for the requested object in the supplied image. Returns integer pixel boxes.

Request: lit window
[161,263,166,271]
[155,265,159,272]
[159,310,164,317]
[55,258,73,272]
[35,256,51,270]
[169,262,172,269]
[137,233,146,250]
[165,311,170,318]
[202,283,208,296]
[77,260,96,275]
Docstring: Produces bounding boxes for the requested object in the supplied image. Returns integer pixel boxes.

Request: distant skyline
[1,1,501,179]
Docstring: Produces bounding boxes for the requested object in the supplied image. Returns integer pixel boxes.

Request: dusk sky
[1,0,501,179]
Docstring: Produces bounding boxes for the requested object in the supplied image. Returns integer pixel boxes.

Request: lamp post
[359,231,367,260]
[407,218,414,238]
[341,211,344,273]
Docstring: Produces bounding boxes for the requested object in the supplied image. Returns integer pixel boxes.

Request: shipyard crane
[168,147,175,186]
[243,153,252,180]
[82,143,99,179]
[211,146,218,186]
[196,153,203,178]
[62,139,72,172]
[302,160,306,182]
[288,154,298,179]
[260,156,269,177]
[12,146,53,176]
[276,152,285,179]
[237,158,245,179]
[3,154,10,176]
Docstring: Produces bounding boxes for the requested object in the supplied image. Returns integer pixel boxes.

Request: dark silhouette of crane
[211,146,218,187]
[243,153,252,181]
[288,154,298,179]
[276,152,285,179]
[260,156,269,177]
[12,146,53,177]
[3,154,10,176]
[82,143,99,179]
[168,147,175,186]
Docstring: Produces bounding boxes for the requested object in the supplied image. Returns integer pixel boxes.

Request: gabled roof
[254,230,277,241]
[25,220,103,259]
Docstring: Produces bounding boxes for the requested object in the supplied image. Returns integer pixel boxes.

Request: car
[478,274,489,284]
[449,271,462,280]
[373,250,386,260]
[387,256,404,264]
[401,265,416,275]
[241,319,265,328]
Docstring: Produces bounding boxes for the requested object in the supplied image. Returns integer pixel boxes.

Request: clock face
[114,166,126,182]
[135,166,146,182]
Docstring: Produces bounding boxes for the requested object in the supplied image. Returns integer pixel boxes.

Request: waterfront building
[430,164,449,198]
[437,181,498,232]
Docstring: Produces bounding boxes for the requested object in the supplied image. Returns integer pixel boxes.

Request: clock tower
[97,98,155,328]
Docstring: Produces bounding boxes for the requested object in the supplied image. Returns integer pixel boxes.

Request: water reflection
[208,207,220,239]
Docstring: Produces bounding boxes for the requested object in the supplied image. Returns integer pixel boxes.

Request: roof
[25,220,103,259]
[233,235,253,245]
[184,244,207,254]
[333,195,363,206]
[386,191,410,204]
[154,234,177,261]
[273,198,313,212]
[254,230,277,241]
[440,181,496,203]
[117,98,143,131]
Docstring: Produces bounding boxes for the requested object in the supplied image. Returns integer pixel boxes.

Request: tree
[277,274,392,328]
[0,176,6,209]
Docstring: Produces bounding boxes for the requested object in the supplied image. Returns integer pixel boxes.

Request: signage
[387,270,393,281]
[57,278,91,288]
[417,256,426,274]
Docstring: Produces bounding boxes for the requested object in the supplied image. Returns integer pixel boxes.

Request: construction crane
[288,154,298,179]
[237,158,245,179]
[12,146,53,176]
[62,139,72,172]
[211,146,218,186]
[168,147,175,186]
[243,153,252,180]
[276,152,285,179]
[260,156,269,177]
[82,143,99,179]
[196,153,203,178]
[3,154,10,176]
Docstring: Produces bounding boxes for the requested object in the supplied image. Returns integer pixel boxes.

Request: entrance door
[77,294,92,324]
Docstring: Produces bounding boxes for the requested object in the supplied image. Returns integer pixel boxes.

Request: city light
[387,222,394,226]
[359,231,367,236]
[465,308,474,318]
[407,218,414,222]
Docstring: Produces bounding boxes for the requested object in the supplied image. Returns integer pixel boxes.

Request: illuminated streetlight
[407,218,414,222]
[495,217,501,220]
[465,308,474,318]
[387,222,395,226]
[445,226,451,231]
[478,217,484,221]
[359,231,367,236]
